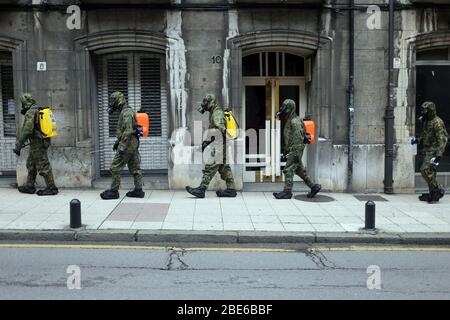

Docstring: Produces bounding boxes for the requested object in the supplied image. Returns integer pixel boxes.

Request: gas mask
[107,100,117,114]
[107,91,126,114]
[276,104,287,119]
[20,104,28,115]
[107,96,120,114]
[197,98,209,114]
[418,107,427,122]
[19,93,37,115]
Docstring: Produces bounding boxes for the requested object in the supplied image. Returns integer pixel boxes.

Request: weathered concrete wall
[1,1,448,192]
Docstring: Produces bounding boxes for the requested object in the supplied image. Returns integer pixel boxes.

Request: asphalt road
[1,242,450,300]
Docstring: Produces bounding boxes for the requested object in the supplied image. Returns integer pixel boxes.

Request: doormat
[294,194,335,203]
[107,203,169,222]
[353,195,388,202]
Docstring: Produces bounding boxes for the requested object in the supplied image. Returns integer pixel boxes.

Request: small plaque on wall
[37,62,47,71]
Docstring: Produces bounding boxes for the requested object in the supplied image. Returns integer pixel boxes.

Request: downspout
[384,0,395,194]
[347,0,355,193]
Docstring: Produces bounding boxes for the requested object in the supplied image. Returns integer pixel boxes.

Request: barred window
[242,52,305,77]
[0,51,16,137]
[96,52,168,172]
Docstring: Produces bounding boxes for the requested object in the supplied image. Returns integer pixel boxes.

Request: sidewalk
[0,187,450,244]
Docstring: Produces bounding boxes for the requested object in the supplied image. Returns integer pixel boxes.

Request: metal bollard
[70,199,82,228]
[364,200,376,230]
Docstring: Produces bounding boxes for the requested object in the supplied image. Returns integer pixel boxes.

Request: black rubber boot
[18,185,36,194]
[186,186,206,198]
[419,193,430,201]
[36,187,59,196]
[428,189,443,203]
[439,188,445,200]
[100,189,119,200]
[273,191,293,199]
[216,189,237,197]
[126,188,145,198]
[307,184,322,198]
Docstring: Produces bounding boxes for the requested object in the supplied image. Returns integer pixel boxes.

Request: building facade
[0,0,449,193]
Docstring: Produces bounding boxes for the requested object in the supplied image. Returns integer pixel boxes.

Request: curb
[1,229,450,245]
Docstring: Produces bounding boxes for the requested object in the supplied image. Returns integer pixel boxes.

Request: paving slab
[0,188,449,245]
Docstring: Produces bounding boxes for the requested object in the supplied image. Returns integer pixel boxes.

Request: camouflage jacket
[16,106,48,149]
[208,103,226,136]
[284,113,306,154]
[419,109,448,156]
[116,105,139,151]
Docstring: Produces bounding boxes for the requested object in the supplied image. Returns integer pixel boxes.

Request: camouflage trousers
[283,147,314,192]
[110,149,143,191]
[26,142,56,188]
[420,152,443,192]
[200,142,235,190]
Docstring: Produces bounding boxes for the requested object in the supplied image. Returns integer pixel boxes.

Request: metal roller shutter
[96,52,168,174]
[0,51,16,174]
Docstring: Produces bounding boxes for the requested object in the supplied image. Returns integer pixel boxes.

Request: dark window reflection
[243,53,260,76]
[415,65,450,172]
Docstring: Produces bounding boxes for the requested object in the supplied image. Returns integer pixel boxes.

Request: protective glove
[303,133,312,144]
[430,156,441,166]
[135,126,143,139]
[411,137,418,145]
[13,147,21,156]
[118,144,126,156]
[113,140,119,151]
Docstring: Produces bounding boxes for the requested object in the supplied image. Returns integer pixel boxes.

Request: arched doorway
[415,47,450,189]
[242,50,308,184]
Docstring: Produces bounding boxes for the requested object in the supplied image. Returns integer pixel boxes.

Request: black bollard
[70,199,82,228]
[364,200,376,230]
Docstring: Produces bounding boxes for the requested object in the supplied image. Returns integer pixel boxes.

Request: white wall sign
[393,58,401,69]
[37,62,47,71]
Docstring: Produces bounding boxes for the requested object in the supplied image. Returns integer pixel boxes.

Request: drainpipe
[347,0,355,193]
[384,0,395,194]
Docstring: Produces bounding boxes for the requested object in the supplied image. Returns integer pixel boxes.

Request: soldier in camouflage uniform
[100,91,144,200]
[273,99,321,199]
[186,94,237,198]
[412,101,448,203]
[13,93,58,196]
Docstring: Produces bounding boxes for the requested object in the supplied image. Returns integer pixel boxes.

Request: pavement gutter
[1,229,450,245]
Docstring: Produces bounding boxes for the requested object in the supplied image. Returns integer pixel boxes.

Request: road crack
[166,248,189,271]
[305,250,337,270]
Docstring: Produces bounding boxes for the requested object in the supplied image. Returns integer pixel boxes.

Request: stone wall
[0,1,448,192]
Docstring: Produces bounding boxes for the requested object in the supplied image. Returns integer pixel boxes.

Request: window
[0,50,16,173]
[0,51,16,137]
[96,52,168,172]
[242,51,305,77]
[415,62,450,172]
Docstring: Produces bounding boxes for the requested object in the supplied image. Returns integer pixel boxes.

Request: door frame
[242,76,307,183]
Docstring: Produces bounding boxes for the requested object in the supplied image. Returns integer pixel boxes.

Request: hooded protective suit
[272,99,321,199]
[280,99,315,192]
[14,93,58,195]
[101,91,143,199]
[186,94,236,198]
[417,101,448,201]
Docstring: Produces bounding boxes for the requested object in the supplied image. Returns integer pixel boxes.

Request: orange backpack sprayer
[135,112,149,138]
[303,115,315,144]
